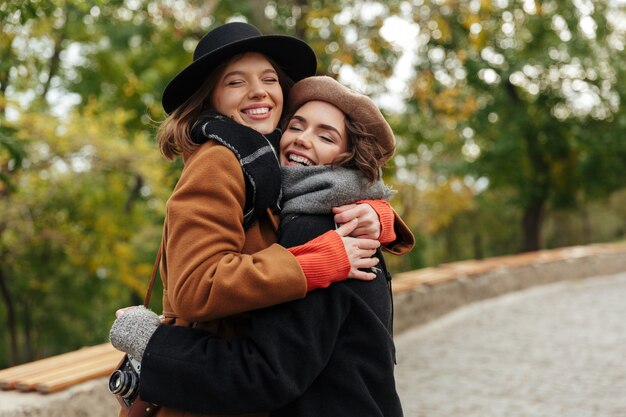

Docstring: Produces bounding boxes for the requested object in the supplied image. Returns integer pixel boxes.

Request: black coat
[139,213,403,417]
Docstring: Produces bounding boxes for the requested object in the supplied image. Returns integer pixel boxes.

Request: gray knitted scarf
[280,165,394,218]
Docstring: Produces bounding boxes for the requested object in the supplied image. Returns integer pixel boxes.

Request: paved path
[394,272,626,417]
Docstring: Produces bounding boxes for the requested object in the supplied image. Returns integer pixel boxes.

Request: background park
[1,0,625,370]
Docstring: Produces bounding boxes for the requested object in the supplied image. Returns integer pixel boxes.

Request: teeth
[288,154,313,166]
[245,107,269,115]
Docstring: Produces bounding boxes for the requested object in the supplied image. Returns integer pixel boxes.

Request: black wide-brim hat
[162,22,317,114]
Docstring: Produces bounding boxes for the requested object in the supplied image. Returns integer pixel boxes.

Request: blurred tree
[0,0,225,131]
[401,0,626,252]
[0,106,169,365]
[0,0,184,365]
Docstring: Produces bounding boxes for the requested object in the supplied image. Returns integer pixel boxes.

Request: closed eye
[288,121,304,132]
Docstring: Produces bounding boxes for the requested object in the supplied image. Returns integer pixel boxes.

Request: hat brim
[162,36,317,114]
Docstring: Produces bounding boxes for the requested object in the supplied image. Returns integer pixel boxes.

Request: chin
[244,123,273,135]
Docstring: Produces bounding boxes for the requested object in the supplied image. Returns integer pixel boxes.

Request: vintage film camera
[109,354,158,417]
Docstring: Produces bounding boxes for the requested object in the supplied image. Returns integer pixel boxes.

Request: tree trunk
[473,232,483,259]
[520,119,550,253]
[0,266,18,365]
[293,0,309,40]
[444,224,460,262]
[38,6,68,106]
[41,36,63,101]
[124,174,144,214]
[0,82,6,118]
[0,41,14,118]
[504,81,550,253]
[248,1,273,33]
[580,208,592,244]
[23,298,34,362]
[521,199,545,252]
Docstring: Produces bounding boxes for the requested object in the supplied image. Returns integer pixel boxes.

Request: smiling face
[211,52,284,135]
[279,100,348,167]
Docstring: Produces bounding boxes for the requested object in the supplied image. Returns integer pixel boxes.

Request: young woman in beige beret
[111,76,412,417]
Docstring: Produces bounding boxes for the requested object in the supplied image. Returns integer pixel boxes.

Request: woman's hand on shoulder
[332,203,380,240]
[335,219,380,281]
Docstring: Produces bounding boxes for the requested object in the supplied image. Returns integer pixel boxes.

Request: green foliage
[0,107,169,366]
[1,0,625,366]
[392,0,626,252]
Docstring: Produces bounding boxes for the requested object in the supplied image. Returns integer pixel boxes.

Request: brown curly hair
[331,115,388,182]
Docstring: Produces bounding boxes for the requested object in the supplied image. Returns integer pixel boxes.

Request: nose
[248,80,268,99]
[294,131,312,148]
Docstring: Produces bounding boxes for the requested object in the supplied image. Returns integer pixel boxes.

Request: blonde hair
[157,54,294,160]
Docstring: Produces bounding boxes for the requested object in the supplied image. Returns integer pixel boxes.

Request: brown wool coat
[120,140,414,417]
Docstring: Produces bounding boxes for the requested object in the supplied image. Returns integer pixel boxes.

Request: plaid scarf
[191,114,282,230]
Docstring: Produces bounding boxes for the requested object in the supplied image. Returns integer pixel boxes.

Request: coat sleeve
[383,208,416,255]
[139,287,350,414]
[164,142,307,322]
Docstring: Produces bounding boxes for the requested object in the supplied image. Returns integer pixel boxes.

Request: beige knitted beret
[287,76,396,163]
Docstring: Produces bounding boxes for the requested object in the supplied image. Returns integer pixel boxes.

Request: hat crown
[162,22,316,114]
[193,22,263,62]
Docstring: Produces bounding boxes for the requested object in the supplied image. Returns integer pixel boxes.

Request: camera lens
[108,370,139,399]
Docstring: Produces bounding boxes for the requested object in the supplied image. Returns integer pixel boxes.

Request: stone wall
[0,379,118,417]
[392,243,626,333]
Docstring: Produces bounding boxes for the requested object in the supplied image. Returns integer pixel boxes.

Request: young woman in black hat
[111,76,412,417]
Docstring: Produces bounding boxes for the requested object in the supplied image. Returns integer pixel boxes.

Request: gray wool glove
[109,306,161,361]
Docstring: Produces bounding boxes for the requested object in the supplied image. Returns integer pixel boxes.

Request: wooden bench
[0,343,124,394]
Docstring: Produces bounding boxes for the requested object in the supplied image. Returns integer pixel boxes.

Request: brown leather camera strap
[143,239,163,308]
